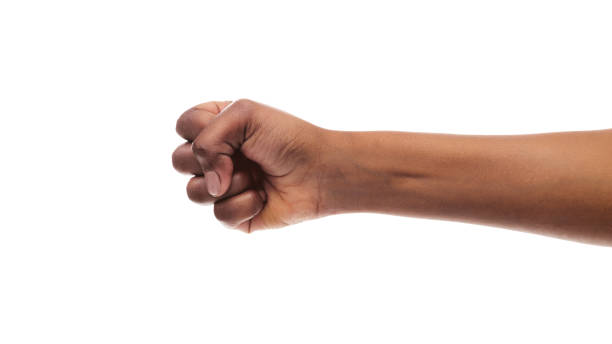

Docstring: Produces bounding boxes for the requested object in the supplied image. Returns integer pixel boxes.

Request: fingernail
[205,171,221,197]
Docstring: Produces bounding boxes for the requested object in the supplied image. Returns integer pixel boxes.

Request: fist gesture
[173,99,328,232]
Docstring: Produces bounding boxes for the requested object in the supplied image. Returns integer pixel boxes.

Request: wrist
[316,130,421,216]
[315,129,359,216]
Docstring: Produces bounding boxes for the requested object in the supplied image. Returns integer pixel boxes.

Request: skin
[172,99,612,246]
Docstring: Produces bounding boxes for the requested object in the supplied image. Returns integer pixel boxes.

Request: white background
[1,1,611,343]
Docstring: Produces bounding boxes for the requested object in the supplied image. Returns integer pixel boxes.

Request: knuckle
[175,108,194,136]
[191,139,205,155]
[213,202,231,223]
[191,138,213,163]
[234,98,254,107]
[232,98,255,115]
[175,117,185,136]
[171,146,182,170]
[243,190,263,214]
[186,178,208,203]
[231,171,250,190]
[172,143,194,173]
[192,131,215,151]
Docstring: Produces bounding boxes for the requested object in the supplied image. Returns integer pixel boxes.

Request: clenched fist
[172,99,330,232]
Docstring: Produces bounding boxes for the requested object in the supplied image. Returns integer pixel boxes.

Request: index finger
[176,100,232,141]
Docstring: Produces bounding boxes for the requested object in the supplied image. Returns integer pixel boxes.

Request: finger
[176,100,232,141]
[192,99,259,197]
[172,142,202,175]
[187,170,253,204]
[173,144,261,176]
[213,189,264,231]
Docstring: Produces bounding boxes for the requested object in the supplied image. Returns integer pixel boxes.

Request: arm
[318,129,612,246]
[172,99,612,246]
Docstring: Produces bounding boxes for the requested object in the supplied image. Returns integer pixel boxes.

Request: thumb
[191,99,256,197]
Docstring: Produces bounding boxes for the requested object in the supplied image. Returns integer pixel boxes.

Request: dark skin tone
[172,99,612,246]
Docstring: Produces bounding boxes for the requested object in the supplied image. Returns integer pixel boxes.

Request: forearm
[319,129,612,245]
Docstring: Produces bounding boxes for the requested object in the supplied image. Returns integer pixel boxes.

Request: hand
[172,99,329,232]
